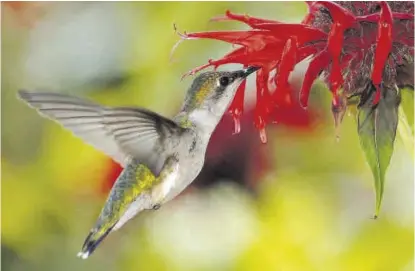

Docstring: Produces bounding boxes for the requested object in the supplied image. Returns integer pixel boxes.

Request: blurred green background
[2,2,414,271]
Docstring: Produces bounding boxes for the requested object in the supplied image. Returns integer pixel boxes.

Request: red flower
[173,1,414,142]
[101,158,123,196]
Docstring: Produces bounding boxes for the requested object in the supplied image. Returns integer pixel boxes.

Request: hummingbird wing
[18,90,186,174]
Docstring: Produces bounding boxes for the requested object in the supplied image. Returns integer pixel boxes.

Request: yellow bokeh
[2,2,413,271]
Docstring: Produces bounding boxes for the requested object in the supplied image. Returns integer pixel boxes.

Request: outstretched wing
[18,90,185,174]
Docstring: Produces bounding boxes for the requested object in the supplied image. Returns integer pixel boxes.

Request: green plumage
[79,161,156,257]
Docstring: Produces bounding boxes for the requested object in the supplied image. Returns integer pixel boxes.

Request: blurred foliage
[399,89,414,159]
[2,2,414,271]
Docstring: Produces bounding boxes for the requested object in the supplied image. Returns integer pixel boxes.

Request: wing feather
[18,90,185,173]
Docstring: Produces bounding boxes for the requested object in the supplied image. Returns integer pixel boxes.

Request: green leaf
[357,86,400,218]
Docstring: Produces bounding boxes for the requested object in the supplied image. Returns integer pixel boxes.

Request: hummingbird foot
[152,203,161,210]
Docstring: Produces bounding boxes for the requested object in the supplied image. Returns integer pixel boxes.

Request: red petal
[390,12,414,20]
[357,12,414,22]
[325,19,347,105]
[273,37,298,106]
[219,46,279,67]
[179,30,279,50]
[314,1,357,28]
[181,47,250,78]
[329,61,343,107]
[256,67,272,115]
[300,49,330,108]
[297,42,325,61]
[253,23,327,45]
[371,1,393,105]
[211,10,281,28]
[181,62,213,79]
[229,75,247,134]
[301,1,318,24]
[181,45,281,79]
[224,46,283,69]
[255,68,271,144]
[314,2,357,102]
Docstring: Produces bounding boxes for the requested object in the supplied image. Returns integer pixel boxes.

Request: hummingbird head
[181,66,259,114]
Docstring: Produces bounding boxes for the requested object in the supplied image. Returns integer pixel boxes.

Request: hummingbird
[17,66,259,259]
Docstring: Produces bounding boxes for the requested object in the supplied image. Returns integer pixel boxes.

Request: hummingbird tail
[77,225,115,259]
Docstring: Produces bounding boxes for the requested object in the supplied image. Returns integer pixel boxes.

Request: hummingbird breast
[161,130,209,203]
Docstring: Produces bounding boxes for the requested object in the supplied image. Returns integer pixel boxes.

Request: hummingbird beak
[241,66,260,78]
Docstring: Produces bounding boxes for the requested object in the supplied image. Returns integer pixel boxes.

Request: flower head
[173,1,414,217]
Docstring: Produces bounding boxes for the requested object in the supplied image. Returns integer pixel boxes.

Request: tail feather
[77,224,115,259]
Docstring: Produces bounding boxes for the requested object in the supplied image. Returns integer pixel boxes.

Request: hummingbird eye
[219,76,231,87]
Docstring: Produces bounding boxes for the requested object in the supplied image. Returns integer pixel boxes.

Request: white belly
[113,192,152,231]
[114,164,181,231]
[112,132,209,231]
[163,156,205,203]
[152,163,180,202]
